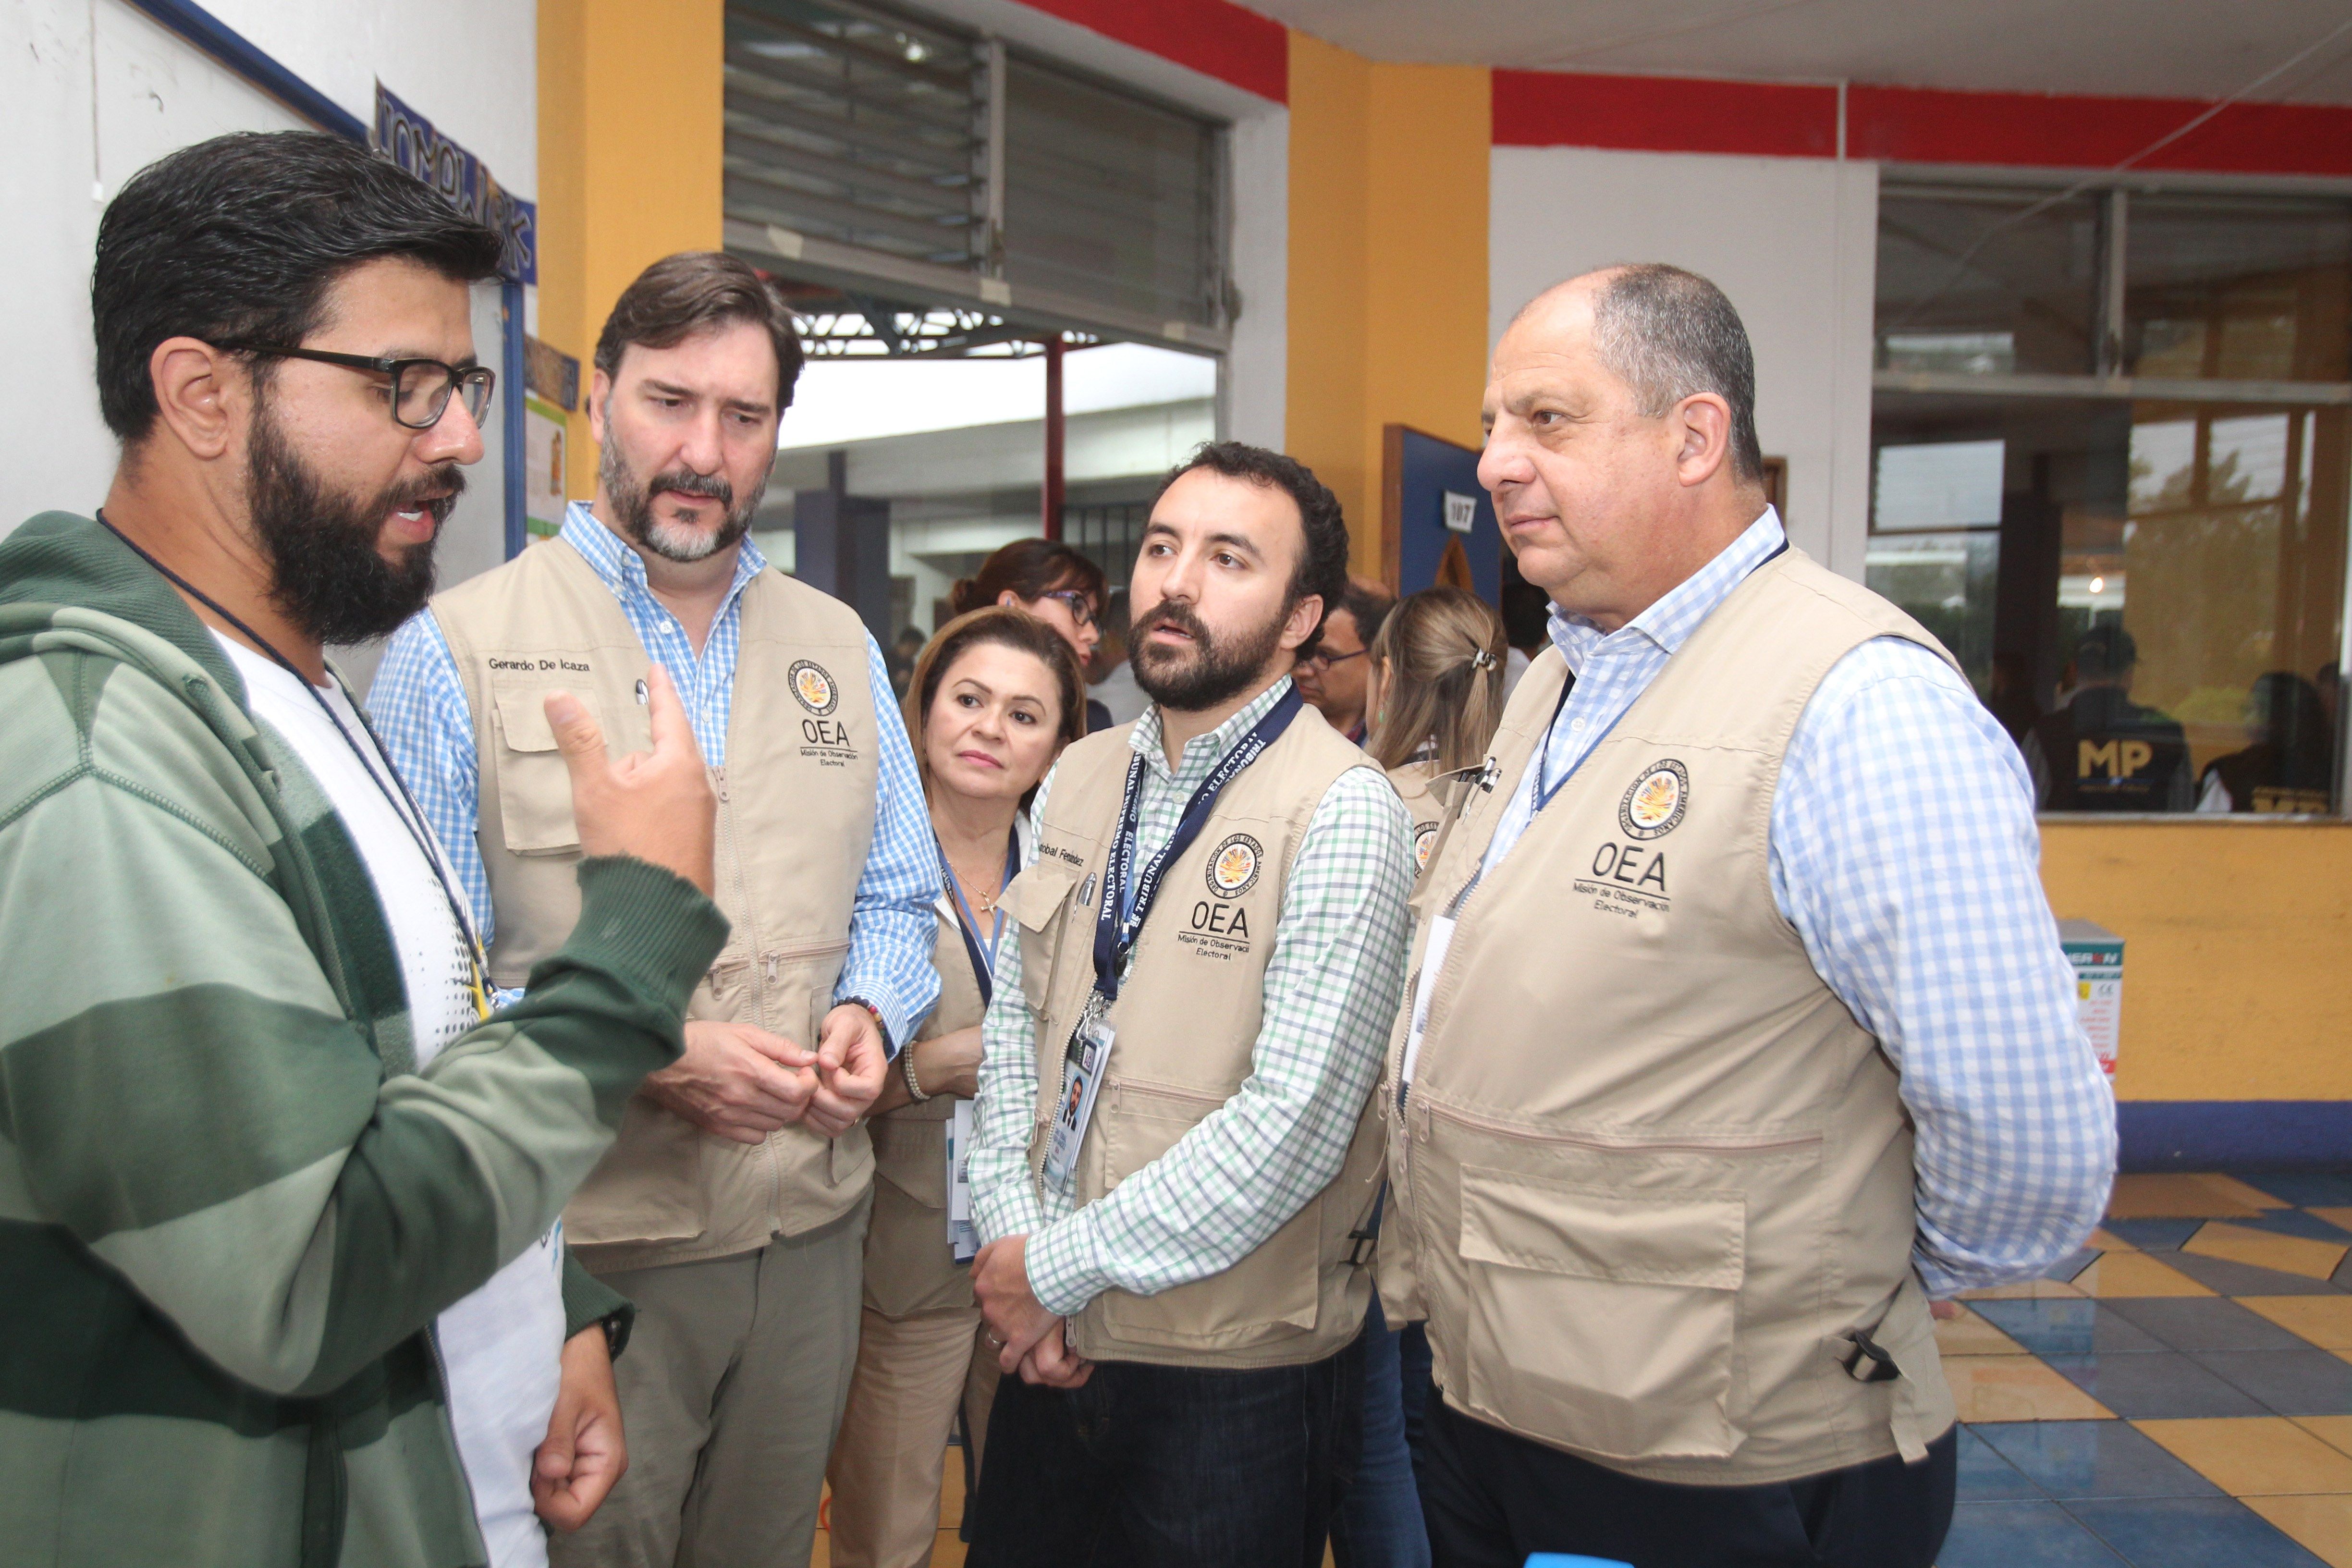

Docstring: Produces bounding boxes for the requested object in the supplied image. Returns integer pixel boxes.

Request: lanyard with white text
[1090,685,1304,1005]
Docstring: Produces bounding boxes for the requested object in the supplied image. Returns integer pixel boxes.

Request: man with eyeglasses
[0,131,730,1568]
[1294,579,1393,745]
[373,251,939,1568]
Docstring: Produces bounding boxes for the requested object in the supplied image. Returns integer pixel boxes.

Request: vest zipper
[709,764,786,1223]
[1417,1098,1825,1155]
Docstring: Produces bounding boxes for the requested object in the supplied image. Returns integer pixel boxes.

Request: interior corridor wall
[1488,144,1878,580]
[0,0,536,603]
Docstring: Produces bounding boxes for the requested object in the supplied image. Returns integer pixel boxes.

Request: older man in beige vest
[961,442,1415,1565]
[1383,266,2115,1568]
[374,253,939,1568]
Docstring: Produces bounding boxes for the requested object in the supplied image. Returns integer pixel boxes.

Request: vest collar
[1129,674,1298,785]
[557,500,769,616]
[1547,505,1787,674]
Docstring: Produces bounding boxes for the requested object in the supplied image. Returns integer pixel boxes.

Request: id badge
[1041,1015,1115,1194]
[947,1100,978,1262]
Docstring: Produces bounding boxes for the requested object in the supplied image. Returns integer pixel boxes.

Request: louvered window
[723,0,1230,353]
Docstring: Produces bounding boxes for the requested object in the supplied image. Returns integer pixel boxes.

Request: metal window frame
[1871,167,2352,818]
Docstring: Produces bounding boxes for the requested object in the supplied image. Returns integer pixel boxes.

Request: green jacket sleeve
[0,651,724,1397]
[561,1251,634,1357]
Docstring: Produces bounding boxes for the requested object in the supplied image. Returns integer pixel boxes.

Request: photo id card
[1041,1015,1115,1193]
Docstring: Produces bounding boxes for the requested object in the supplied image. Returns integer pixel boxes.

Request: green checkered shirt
[968,677,1416,1317]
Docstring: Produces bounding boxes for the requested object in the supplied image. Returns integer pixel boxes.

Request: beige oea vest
[1384,550,1960,1486]
[1389,759,1448,880]
[996,705,1387,1369]
[862,899,990,1318]
[430,534,880,1268]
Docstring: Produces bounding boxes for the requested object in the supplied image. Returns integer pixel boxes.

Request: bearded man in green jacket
[0,131,727,1568]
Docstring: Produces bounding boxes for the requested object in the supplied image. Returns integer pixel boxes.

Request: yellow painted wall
[1285,36,1490,579]
[2042,822,2352,1102]
[537,0,724,499]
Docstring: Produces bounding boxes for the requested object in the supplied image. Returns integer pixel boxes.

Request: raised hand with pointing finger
[543,663,715,895]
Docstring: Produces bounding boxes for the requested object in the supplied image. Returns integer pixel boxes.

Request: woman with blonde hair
[1366,586,1510,875]
[826,606,1086,1567]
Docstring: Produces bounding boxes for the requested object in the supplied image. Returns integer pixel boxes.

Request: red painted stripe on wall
[1493,69,1836,158]
[1849,84,2352,178]
[1014,0,1289,104]
[1493,68,2352,179]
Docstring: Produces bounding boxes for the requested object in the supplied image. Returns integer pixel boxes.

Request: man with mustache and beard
[0,132,729,1568]
[373,251,938,1568]
[960,442,1416,1565]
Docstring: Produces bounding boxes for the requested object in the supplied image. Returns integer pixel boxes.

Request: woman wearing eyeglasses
[825,606,1087,1567]
[948,539,1113,731]
[1327,586,1510,1568]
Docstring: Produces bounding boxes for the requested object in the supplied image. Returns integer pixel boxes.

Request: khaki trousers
[551,1194,870,1568]
[825,1307,1002,1568]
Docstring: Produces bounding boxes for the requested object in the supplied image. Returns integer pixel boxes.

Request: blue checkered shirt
[1479,508,2115,1296]
[369,502,940,1049]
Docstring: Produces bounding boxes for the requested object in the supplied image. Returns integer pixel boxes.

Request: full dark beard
[246,401,456,645]
[601,421,765,564]
[1130,597,1289,712]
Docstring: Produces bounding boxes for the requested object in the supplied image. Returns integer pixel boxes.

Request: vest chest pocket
[492,684,587,854]
[998,858,1084,1017]
[1455,1166,1746,1462]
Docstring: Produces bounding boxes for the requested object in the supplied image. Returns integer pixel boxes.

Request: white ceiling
[1238,1,2352,105]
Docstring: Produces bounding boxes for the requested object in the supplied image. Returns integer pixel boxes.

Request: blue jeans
[967,1338,1364,1568]
[1330,1297,1433,1568]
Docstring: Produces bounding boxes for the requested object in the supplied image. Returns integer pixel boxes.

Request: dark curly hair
[1152,441,1351,659]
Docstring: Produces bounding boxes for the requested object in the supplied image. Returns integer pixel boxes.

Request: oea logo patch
[1618,759,1689,840]
[788,660,838,716]
[1413,821,1439,871]
[1207,833,1262,898]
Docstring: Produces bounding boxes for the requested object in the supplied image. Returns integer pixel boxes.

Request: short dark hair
[1585,263,1764,484]
[1501,578,1550,650]
[92,131,504,442]
[1153,441,1350,658]
[1333,580,1395,648]
[594,252,805,412]
[2076,622,2139,681]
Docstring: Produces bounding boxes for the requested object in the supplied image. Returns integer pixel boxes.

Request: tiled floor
[1941,1170,2352,1567]
[809,1171,2352,1567]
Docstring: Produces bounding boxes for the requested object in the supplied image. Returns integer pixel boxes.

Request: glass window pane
[1877,186,2102,376]
[1872,390,2348,814]
[2127,195,2352,383]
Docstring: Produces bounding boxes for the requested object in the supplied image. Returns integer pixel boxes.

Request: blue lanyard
[1091,686,1304,1004]
[938,833,1019,1009]
[1531,539,1787,814]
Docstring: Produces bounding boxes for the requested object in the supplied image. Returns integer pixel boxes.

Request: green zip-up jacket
[0,512,730,1568]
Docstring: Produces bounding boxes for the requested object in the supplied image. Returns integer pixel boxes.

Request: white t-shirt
[218,636,565,1568]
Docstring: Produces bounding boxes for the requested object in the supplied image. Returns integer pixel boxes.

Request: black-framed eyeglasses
[1038,589,1098,629]
[1299,646,1367,672]
[218,343,497,430]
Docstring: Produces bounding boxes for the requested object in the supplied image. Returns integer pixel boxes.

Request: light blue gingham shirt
[370,502,940,1049]
[1482,508,2115,1297]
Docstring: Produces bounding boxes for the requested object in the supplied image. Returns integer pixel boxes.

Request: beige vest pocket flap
[492,683,586,751]
[1000,858,1080,931]
[1459,1170,1746,1291]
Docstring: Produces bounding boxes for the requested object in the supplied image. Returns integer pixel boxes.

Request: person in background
[0,129,728,1568]
[826,606,1087,1568]
[2025,623,2192,811]
[1325,586,1511,1568]
[1366,586,1511,881]
[2197,670,2336,814]
[963,442,1415,1565]
[373,251,940,1568]
[888,623,927,701]
[950,538,1112,731]
[1389,265,2112,1568]
[1497,576,1550,702]
[1295,577,1394,744]
[1090,587,1149,727]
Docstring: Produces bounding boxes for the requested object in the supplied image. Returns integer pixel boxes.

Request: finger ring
[986,1332,1004,1348]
